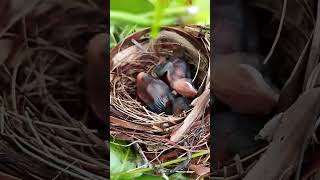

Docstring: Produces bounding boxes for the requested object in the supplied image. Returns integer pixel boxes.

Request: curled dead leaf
[245,87,320,180]
[189,164,210,177]
[256,112,283,142]
[110,116,154,132]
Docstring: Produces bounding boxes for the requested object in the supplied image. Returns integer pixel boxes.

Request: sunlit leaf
[169,0,190,7]
[110,140,143,180]
[169,173,191,180]
[110,0,154,14]
[147,0,157,5]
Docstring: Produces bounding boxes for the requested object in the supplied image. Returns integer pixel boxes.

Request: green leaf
[110,0,154,14]
[110,140,143,180]
[150,0,168,38]
[147,0,157,5]
[169,173,191,180]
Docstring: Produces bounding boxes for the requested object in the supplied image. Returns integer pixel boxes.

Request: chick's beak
[173,79,198,98]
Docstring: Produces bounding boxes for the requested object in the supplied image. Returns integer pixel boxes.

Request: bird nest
[110,26,210,175]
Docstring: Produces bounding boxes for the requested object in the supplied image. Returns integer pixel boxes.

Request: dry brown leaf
[110,116,154,132]
[110,28,150,62]
[306,63,320,89]
[245,87,320,180]
[189,164,210,177]
[111,42,148,72]
[256,112,283,142]
[157,30,199,58]
[304,0,320,88]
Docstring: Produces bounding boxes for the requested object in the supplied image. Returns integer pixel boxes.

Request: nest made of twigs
[110,26,210,175]
[110,26,209,129]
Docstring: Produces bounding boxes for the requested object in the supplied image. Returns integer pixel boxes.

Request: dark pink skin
[154,58,191,84]
[136,72,174,114]
[154,58,198,98]
[171,79,198,98]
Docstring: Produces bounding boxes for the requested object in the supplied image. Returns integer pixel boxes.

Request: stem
[150,0,166,38]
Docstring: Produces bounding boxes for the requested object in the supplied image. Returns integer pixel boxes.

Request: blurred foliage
[110,0,154,14]
[110,0,210,47]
